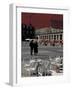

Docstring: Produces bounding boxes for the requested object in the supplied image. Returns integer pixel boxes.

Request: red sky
[21,12,63,29]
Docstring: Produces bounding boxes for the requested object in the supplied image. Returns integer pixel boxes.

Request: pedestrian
[33,38,38,56]
[29,40,34,55]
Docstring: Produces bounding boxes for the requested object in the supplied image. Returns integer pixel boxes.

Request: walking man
[29,40,34,55]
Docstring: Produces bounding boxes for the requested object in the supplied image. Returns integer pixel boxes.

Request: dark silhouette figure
[29,40,34,55]
[29,38,38,56]
[33,40,38,56]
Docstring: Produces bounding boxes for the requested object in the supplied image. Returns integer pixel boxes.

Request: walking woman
[33,38,38,56]
[29,40,34,55]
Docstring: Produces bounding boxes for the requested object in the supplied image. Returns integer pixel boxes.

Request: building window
[60,34,62,40]
[51,35,53,39]
[54,35,56,40]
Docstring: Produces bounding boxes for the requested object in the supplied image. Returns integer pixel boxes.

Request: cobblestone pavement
[21,42,63,77]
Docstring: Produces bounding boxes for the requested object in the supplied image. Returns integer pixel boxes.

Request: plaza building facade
[35,27,63,46]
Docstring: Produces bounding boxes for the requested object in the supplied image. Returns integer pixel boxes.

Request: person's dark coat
[29,40,34,55]
[34,41,38,54]
[30,40,33,49]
